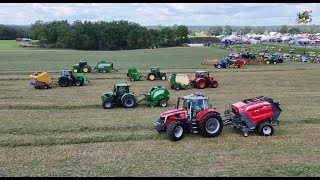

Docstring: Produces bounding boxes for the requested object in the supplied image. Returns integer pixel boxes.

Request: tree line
[29,20,189,50]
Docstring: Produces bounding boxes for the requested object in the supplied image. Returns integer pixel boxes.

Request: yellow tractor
[201,59,220,65]
[29,72,57,89]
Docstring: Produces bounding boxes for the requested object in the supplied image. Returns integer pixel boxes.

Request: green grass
[0,41,320,176]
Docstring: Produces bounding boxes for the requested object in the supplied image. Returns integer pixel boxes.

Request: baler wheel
[75,80,81,86]
[159,100,168,107]
[174,85,181,91]
[258,122,274,136]
[166,121,185,141]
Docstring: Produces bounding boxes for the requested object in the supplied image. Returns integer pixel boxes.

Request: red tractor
[153,93,223,141]
[153,94,282,141]
[190,71,218,89]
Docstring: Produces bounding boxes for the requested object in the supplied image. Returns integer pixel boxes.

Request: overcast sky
[0,3,319,26]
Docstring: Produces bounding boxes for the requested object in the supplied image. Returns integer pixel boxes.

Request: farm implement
[72,61,92,73]
[93,61,119,73]
[153,93,282,141]
[101,83,170,109]
[29,71,57,89]
[126,66,167,81]
[169,73,190,90]
[265,54,283,64]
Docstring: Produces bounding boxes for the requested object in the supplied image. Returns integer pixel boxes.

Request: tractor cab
[114,83,131,98]
[60,70,72,77]
[176,93,211,119]
[195,71,209,78]
[79,61,88,67]
[150,67,160,76]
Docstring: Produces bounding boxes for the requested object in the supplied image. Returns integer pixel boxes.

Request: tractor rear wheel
[196,79,206,89]
[159,100,168,107]
[166,121,185,141]
[102,97,113,109]
[258,122,274,136]
[225,64,230,68]
[198,113,223,137]
[174,85,181,91]
[211,80,218,88]
[130,78,135,81]
[161,76,166,80]
[265,60,271,64]
[148,73,156,81]
[83,66,89,73]
[122,95,137,108]
[59,77,69,87]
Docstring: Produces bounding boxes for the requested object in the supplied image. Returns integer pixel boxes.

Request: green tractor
[72,61,92,73]
[101,83,170,109]
[93,61,119,73]
[101,83,137,109]
[58,70,90,87]
[127,67,143,81]
[169,73,190,91]
[147,67,166,81]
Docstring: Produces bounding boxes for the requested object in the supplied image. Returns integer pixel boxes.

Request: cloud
[0,3,319,26]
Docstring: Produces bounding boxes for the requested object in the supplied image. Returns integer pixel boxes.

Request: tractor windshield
[191,99,209,110]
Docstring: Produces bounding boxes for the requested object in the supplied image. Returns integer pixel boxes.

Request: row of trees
[0,25,30,40]
[29,20,189,50]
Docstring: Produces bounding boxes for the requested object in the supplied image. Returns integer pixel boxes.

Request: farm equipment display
[101,83,170,109]
[190,71,218,89]
[93,61,119,73]
[29,71,56,89]
[127,67,143,81]
[58,70,90,87]
[265,54,283,64]
[147,67,166,81]
[214,59,231,69]
[72,61,92,73]
[153,93,283,141]
[169,73,190,90]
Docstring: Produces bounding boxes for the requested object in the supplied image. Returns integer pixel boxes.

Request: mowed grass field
[0,41,320,176]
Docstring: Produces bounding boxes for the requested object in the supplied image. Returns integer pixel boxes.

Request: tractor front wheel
[148,73,156,81]
[166,121,185,141]
[196,79,206,89]
[102,97,113,109]
[211,80,218,88]
[122,95,137,108]
[258,122,274,136]
[198,113,223,137]
[73,69,78,73]
[161,76,166,81]
[159,100,168,107]
[225,64,230,68]
[59,77,69,87]
[216,64,222,69]
[273,61,277,65]
[75,80,81,86]
[265,60,271,64]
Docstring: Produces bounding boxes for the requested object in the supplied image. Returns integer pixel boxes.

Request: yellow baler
[29,71,54,89]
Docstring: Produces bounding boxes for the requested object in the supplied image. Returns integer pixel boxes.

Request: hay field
[0,44,320,176]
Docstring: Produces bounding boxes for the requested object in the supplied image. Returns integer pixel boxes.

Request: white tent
[297,38,312,42]
[222,34,238,41]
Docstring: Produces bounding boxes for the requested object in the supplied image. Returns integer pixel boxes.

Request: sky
[0,3,319,26]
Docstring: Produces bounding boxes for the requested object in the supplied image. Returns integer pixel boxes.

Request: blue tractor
[265,54,283,64]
